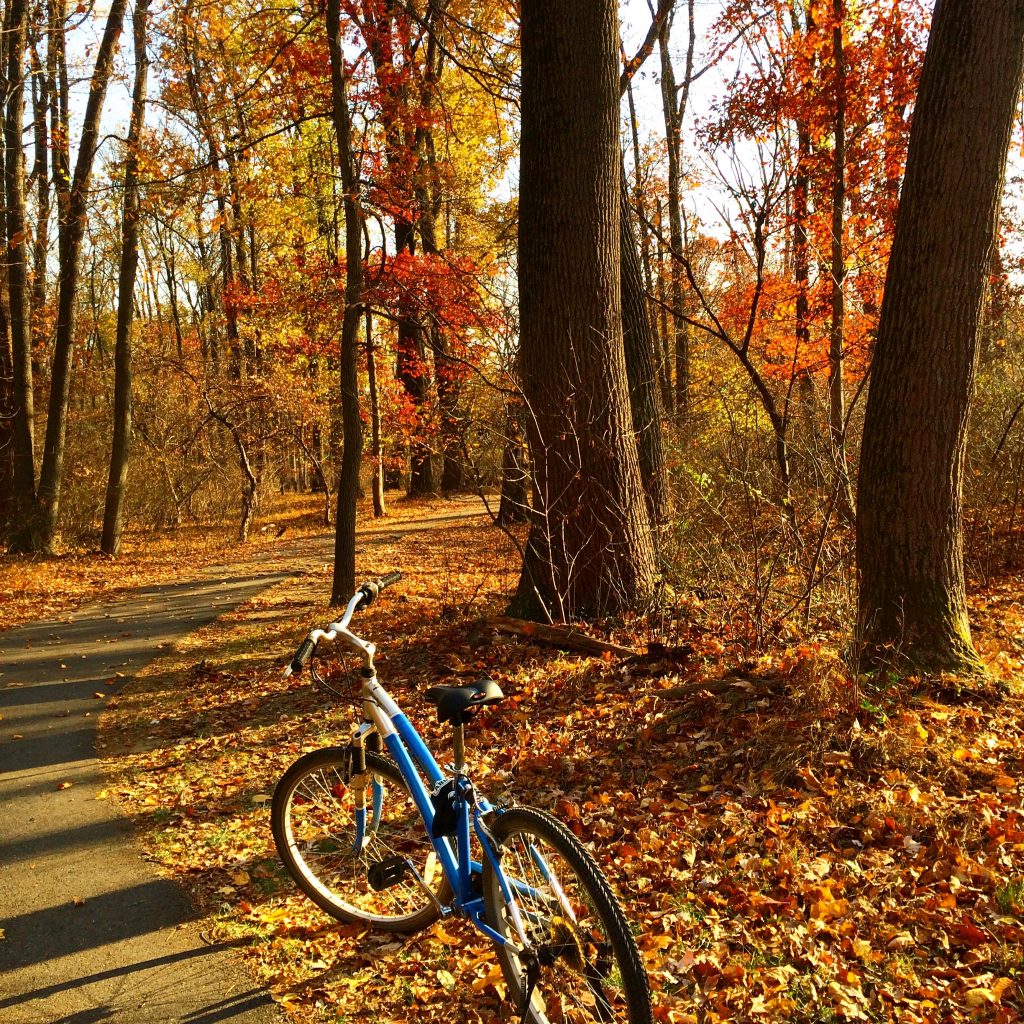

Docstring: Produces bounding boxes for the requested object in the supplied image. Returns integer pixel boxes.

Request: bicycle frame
[294,587,574,957]
[351,670,541,954]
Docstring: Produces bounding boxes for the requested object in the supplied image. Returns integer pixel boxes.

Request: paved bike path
[0,499,487,1023]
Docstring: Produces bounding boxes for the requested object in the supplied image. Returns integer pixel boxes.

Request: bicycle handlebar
[284,572,403,677]
[355,570,402,611]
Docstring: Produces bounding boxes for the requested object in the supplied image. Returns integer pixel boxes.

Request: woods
[5,2,1024,1020]
[0,0,1020,655]
[0,0,1020,662]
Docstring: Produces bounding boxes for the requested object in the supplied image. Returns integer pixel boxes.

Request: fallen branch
[487,616,638,658]
[655,675,786,701]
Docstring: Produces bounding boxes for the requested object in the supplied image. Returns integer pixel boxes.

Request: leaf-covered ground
[82,502,1024,1023]
[0,497,330,633]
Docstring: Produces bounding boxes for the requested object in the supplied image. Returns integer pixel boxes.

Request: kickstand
[519,957,540,1024]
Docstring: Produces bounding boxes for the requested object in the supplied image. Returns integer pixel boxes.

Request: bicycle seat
[425,678,505,724]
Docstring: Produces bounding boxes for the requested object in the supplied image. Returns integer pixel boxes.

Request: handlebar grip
[290,637,317,674]
[355,571,402,610]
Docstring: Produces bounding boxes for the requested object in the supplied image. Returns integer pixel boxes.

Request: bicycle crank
[366,855,448,915]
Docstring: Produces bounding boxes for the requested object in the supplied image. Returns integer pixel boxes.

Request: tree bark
[328,0,364,603]
[512,0,657,621]
[101,0,149,555]
[35,0,127,550]
[857,0,1024,674]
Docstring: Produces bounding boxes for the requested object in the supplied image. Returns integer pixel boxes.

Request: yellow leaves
[964,988,997,1009]
[470,962,505,994]
[809,886,849,923]
[430,921,461,946]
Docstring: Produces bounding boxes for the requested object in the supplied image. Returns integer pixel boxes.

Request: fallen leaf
[964,988,997,1008]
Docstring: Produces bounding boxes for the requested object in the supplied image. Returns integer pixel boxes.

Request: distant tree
[102,0,150,556]
[35,0,128,550]
[327,0,364,603]
[857,0,1024,673]
[511,0,657,620]
[4,0,35,550]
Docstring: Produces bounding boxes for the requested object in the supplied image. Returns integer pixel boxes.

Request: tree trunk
[791,2,815,434]
[394,220,435,496]
[625,75,660,399]
[328,0,364,603]
[620,180,668,525]
[35,0,126,550]
[829,0,855,525]
[28,24,49,342]
[5,0,37,549]
[101,0,149,555]
[512,0,657,621]
[657,3,695,425]
[418,1,461,495]
[366,306,386,518]
[857,0,1024,674]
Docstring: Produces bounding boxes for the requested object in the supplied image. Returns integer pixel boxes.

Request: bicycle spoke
[274,751,447,928]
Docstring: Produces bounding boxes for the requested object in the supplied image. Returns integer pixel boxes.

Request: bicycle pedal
[367,855,409,891]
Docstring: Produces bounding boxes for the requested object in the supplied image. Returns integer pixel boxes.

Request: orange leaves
[808,886,850,924]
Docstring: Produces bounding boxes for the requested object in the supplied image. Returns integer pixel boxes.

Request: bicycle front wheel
[482,806,652,1024]
[272,748,450,932]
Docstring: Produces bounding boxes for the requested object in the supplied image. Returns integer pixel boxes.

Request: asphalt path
[0,498,486,1024]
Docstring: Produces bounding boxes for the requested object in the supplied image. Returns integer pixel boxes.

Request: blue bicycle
[272,573,652,1024]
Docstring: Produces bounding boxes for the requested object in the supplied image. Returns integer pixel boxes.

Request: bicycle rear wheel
[482,806,652,1024]
[272,748,450,932]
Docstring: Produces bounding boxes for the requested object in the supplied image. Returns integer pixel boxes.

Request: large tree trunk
[328,0,364,603]
[857,0,1024,674]
[512,0,657,621]
[101,0,149,555]
[35,0,126,550]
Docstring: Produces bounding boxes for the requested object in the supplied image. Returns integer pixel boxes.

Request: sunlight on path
[0,496,487,1023]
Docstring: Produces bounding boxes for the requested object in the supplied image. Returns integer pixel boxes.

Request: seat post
[452,723,466,774]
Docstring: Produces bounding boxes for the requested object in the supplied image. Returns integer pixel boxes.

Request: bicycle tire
[272,748,451,932]
[482,806,652,1024]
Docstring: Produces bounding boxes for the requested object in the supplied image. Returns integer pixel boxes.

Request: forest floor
[5,494,1024,1024]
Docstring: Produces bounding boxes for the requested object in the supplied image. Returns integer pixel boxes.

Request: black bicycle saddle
[424,677,505,724]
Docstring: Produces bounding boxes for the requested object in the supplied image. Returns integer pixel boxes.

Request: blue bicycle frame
[350,670,538,953]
